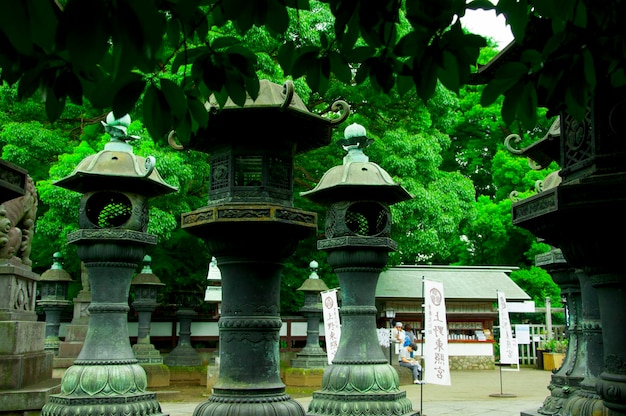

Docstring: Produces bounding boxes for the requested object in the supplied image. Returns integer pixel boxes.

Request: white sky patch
[460,8,514,50]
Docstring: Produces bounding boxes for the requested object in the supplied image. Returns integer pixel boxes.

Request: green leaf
[519,82,538,129]
[44,87,65,122]
[201,58,227,92]
[64,0,110,69]
[480,61,527,107]
[211,36,241,50]
[174,111,193,145]
[505,0,528,42]
[225,72,247,106]
[354,59,371,85]
[17,66,44,101]
[371,59,394,93]
[111,76,145,118]
[396,72,414,97]
[437,51,460,93]
[243,76,260,101]
[55,70,84,105]
[573,1,587,28]
[277,41,296,75]
[143,84,173,140]
[266,0,290,34]
[610,68,626,88]
[161,79,187,119]
[194,12,209,41]
[501,85,522,126]
[394,32,422,57]
[172,47,209,75]
[27,0,57,53]
[329,51,353,83]
[282,0,310,9]
[213,88,230,109]
[292,47,320,78]
[0,1,32,55]
[466,0,496,10]
[582,48,595,92]
[413,55,437,102]
[187,95,209,129]
[227,45,257,77]
[166,18,182,48]
[347,46,376,63]
[306,61,322,92]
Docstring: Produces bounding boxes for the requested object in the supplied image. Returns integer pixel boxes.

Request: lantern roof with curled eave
[174,80,350,154]
[300,123,413,205]
[40,252,73,283]
[54,114,178,197]
[131,255,164,286]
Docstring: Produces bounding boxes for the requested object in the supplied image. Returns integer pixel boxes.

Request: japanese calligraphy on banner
[424,279,451,385]
[497,291,519,365]
[321,289,341,365]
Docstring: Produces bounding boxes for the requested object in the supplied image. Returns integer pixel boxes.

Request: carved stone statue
[0,175,38,267]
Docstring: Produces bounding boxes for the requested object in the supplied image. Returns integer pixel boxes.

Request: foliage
[509,266,561,309]
[541,338,568,353]
[0,3,570,316]
[2,0,623,143]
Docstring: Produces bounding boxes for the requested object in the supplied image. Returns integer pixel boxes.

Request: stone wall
[449,355,495,370]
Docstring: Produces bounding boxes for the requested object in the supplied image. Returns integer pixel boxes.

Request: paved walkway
[159,367,552,416]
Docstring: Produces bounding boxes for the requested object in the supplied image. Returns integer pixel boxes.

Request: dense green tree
[1,0,623,142]
[0,1,575,316]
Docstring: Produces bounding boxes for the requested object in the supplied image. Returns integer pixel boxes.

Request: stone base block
[63,324,88,343]
[142,364,171,388]
[168,365,207,386]
[52,356,76,370]
[0,321,45,355]
[206,365,218,394]
[0,377,61,414]
[0,351,53,389]
[56,342,83,359]
[284,368,324,387]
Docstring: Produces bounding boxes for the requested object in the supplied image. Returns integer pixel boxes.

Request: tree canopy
[0,0,572,315]
[1,0,624,141]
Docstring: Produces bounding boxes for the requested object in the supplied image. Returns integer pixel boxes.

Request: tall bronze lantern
[301,123,416,416]
[38,252,73,354]
[42,113,177,416]
[172,80,349,416]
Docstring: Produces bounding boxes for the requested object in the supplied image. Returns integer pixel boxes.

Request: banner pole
[420,276,425,415]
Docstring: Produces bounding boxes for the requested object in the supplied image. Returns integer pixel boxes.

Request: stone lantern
[164,289,203,367]
[42,112,177,416]
[172,79,349,416]
[38,252,73,354]
[291,260,329,368]
[131,255,165,363]
[301,123,416,416]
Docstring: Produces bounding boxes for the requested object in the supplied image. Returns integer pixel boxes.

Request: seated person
[399,343,423,384]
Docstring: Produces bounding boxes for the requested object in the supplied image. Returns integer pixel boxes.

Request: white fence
[495,324,566,366]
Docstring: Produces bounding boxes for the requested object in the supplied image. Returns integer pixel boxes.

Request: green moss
[168,365,207,373]
[284,367,325,376]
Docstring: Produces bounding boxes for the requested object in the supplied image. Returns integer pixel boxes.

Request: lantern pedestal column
[290,261,329,370]
[42,231,165,416]
[301,122,416,416]
[185,214,315,416]
[306,243,415,416]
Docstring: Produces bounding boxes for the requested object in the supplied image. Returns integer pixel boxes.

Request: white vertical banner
[497,291,519,365]
[423,279,451,385]
[321,289,341,365]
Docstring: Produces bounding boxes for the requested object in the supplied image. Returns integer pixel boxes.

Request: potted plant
[541,339,568,371]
